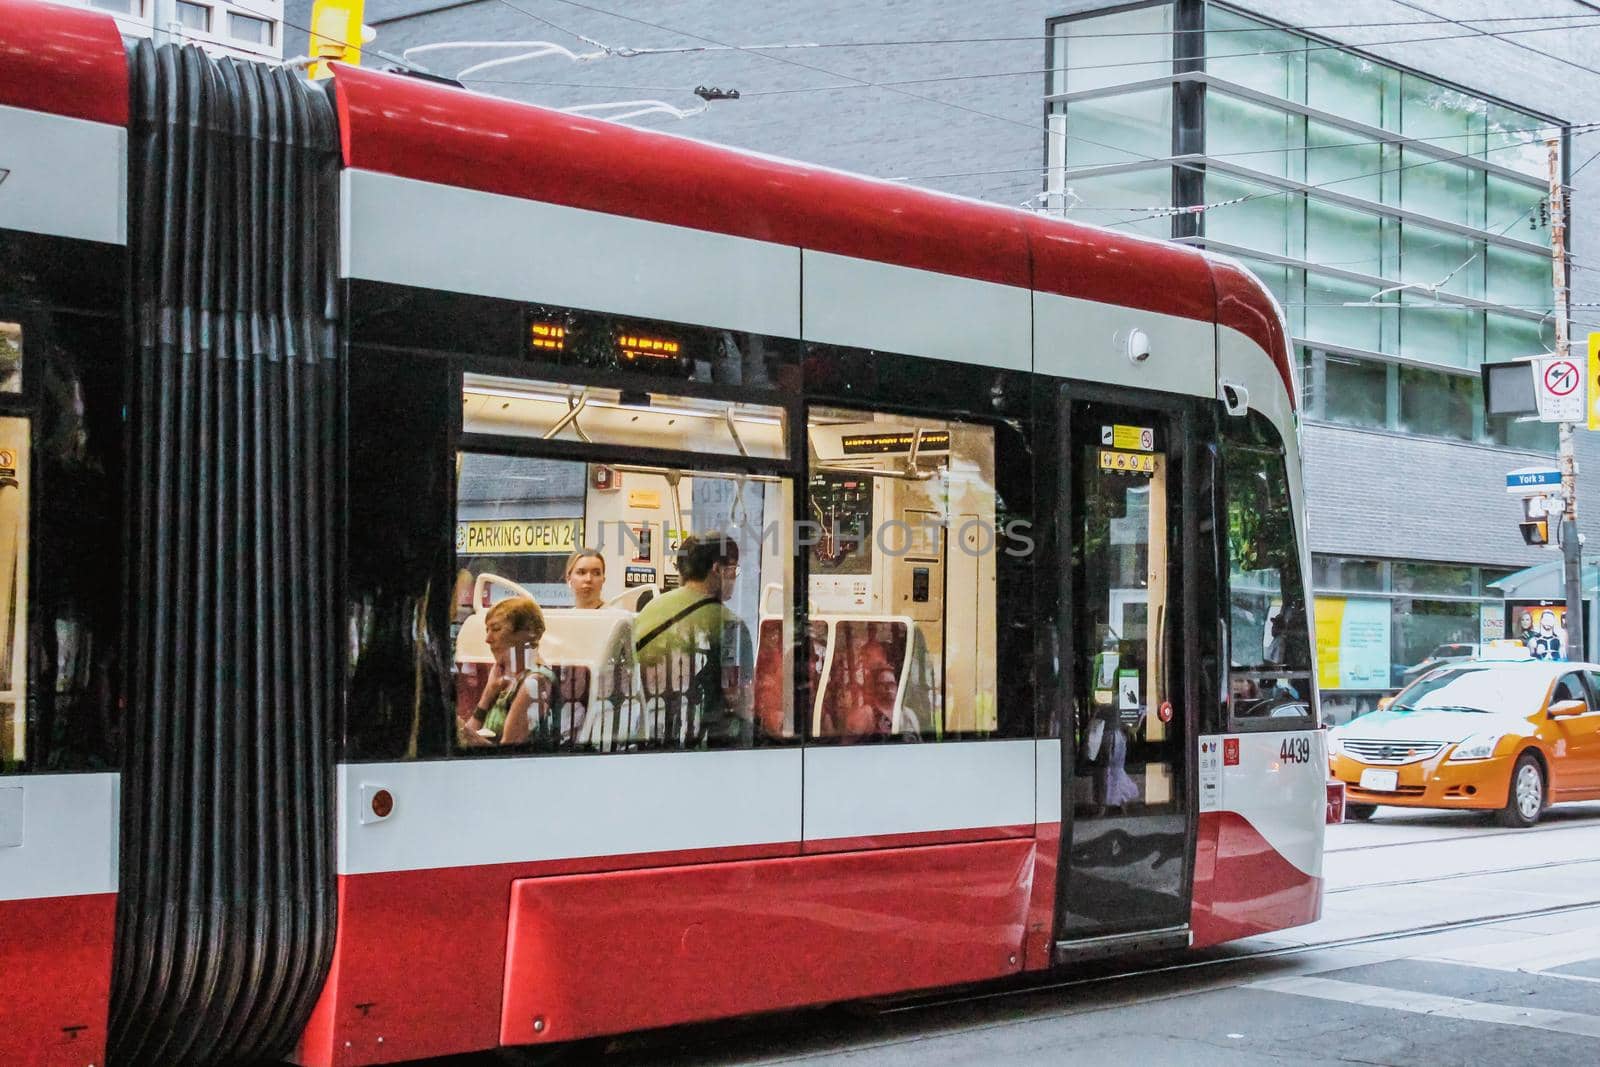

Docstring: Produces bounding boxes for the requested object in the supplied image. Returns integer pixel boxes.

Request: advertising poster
[1315,596,1391,690]
[1509,601,1570,662]
[1479,603,1505,650]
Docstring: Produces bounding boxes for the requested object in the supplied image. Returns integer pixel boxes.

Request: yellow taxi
[1329,659,1600,827]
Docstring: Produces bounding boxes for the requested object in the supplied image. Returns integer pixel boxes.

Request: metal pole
[1550,137,1586,660]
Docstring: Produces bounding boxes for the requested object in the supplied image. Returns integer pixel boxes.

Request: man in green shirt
[634,532,753,747]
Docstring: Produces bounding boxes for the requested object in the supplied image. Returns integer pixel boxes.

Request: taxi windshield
[1391,667,1549,715]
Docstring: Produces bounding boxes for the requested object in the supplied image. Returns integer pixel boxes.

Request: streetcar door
[1055,396,1195,952]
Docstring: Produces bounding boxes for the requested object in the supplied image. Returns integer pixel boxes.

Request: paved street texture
[570,802,1600,1067]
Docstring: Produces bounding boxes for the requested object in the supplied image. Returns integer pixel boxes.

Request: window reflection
[1224,415,1314,728]
[805,407,1002,743]
[0,323,19,394]
[453,445,794,753]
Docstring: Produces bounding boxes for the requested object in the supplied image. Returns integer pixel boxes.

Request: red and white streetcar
[0,2,1327,1063]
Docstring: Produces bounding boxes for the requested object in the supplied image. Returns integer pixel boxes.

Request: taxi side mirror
[1377,695,1395,710]
[1549,698,1586,717]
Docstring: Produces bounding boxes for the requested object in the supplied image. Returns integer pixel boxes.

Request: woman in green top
[461,595,554,746]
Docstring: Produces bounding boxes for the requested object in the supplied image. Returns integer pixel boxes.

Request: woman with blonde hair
[460,595,554,746]
[564,547,606,610]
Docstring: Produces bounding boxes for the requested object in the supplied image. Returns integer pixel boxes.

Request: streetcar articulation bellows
[109,38,342,1067]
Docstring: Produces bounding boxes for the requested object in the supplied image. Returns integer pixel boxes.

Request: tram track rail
[1325,815,1600,853]
[1327,852,1600,893]
[882,896,1600,1016]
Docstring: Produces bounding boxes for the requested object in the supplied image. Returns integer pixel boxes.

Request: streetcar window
[0,417,27,769]
[805,407,1001,742]
[464,374,787,460]
[1221,414,1315,730]
[0,322,19,393]
[453,406,795,754]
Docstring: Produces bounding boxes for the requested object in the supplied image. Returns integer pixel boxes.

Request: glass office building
[1047,1,1568,720]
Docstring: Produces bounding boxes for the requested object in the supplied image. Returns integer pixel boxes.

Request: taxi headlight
[1327,733,1344,758]
[1447,733,1503,762]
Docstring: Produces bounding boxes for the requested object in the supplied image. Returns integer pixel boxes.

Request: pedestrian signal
[1520,519,1550,546]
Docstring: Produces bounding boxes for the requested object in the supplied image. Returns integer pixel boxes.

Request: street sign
[1536,356,1586,422]
[1507,467,1562,495]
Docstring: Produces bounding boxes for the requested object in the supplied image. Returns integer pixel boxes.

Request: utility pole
[1549,136,1586,661]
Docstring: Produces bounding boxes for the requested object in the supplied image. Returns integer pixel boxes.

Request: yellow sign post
[1589,332,1600,431]
[308,0,366,80]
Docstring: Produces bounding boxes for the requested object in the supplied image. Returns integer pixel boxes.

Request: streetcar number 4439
[1279,737,1312,764]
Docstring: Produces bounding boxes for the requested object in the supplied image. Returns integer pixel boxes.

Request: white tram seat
[540,608,648,749]
[808,614,920,739]
[605,585,658,612]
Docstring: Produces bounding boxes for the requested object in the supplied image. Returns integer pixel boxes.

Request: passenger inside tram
[451,368,1003,753]
[564,547,606,610]
[454,373,796,752]
[458,596,554,747]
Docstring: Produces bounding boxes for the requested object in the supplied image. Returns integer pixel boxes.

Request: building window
[89,0,141,13]
[228,12,273,45]
[1398,365,1474,441]
[1322,352,1387,430]
[176,1,210,32]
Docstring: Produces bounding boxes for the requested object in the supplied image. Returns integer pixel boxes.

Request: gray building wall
[305,0,1600,570]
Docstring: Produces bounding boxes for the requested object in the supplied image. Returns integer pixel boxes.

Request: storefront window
[1391,597,1477,687]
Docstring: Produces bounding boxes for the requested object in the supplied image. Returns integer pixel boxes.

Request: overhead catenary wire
[381,8,1600,49]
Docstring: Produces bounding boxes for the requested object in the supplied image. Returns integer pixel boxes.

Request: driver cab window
[1223,413,1314,730]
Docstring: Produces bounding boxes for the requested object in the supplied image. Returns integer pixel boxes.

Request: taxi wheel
[1344,803,1377,821]
[1498,753,1546,828]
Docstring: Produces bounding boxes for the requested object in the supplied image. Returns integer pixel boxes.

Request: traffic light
[1521,519,1550,546]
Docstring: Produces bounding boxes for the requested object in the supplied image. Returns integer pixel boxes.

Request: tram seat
[540,609,645,750]
[809,615,918,740]
[754,618,788,739]
[605,585,656,612]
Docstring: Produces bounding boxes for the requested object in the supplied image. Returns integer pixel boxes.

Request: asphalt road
[578,801,1600,1067]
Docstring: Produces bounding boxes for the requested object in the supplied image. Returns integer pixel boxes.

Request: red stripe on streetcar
[0,892,116,1067]
[329,65,1032,291]
[1189,810,1322,948]
[0,0,129,126]
[499,838,1035,1047]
